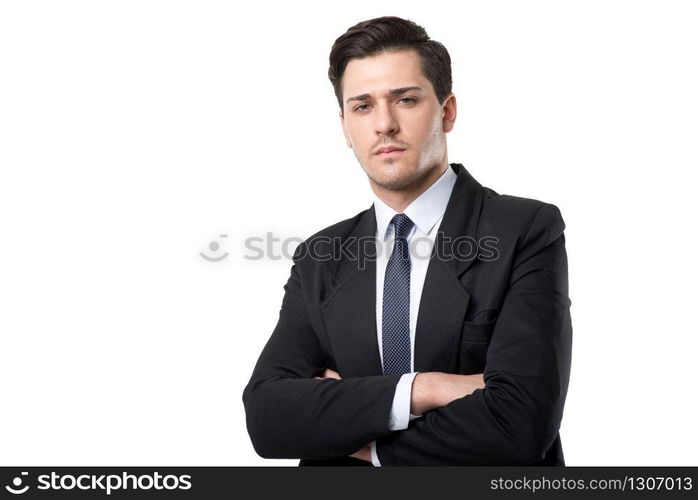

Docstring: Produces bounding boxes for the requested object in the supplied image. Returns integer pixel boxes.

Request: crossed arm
[314,368,486,462]
[242,265,493,463]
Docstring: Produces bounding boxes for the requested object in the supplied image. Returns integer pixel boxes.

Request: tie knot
[390,213,414,240]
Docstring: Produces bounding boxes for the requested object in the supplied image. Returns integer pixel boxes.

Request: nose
[374,101,399,137]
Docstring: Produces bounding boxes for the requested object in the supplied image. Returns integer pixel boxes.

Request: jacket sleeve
[242,242,403,460]
[375,203,573,465]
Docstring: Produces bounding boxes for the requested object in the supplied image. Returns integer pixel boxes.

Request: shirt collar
[374,164,457,240]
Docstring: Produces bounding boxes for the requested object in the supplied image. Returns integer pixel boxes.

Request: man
[242,16,572,466]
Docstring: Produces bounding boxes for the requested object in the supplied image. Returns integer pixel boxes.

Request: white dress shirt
[368,164,458,466]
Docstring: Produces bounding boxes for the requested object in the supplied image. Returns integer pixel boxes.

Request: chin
[370,166,418,190]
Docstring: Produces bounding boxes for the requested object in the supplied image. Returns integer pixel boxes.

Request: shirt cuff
[388,371,420,431]
[370,440,381,466]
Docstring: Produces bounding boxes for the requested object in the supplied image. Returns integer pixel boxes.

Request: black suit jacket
[242,163,572,466]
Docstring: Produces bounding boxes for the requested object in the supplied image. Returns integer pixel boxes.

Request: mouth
[375,148,406,157]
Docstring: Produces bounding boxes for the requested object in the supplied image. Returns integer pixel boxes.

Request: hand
[314,368,341,380]
[349,443,372,462]
[410,372,485,415]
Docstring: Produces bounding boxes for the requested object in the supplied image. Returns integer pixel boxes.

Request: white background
[1,0,696,466]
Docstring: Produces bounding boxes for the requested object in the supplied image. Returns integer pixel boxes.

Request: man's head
[328,16,457,197]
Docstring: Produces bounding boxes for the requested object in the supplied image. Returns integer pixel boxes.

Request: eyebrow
[345,86,423,104]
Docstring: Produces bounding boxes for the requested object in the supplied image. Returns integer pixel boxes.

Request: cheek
[408,111,439,142]
[345,123,367,148]
[423,113,445,146]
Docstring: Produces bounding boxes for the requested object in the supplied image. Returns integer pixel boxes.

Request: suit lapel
[414,163,485,372]
[319,206,382,377]
[320,163,485,376]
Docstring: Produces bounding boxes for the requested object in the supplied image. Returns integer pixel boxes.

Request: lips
[375,147,406,156]
[376,150,404,157]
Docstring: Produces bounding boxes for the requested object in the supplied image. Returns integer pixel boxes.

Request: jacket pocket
[457,315,497,374]
[460,315,497,343]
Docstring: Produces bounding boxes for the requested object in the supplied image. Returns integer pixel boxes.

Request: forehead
[342,49,431,100]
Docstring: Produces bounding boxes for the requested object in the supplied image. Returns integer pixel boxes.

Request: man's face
[340,49,456,191]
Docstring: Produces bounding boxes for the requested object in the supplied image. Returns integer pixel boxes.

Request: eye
[354,104,371,112]
[399,97,417,104]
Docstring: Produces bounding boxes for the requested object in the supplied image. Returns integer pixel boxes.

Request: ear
[339,108,352,148]
[441,93,457,133]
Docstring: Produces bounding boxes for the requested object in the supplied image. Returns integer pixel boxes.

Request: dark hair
[328,16,452,112]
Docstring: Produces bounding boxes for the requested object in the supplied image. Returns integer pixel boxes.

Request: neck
[371,162,449,213]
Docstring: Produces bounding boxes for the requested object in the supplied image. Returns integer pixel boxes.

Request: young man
[242,16,572,466]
